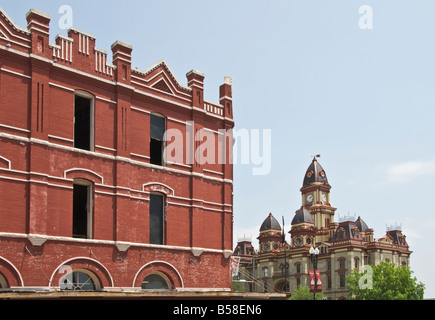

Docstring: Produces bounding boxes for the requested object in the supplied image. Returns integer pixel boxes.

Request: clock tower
[300,156,337,243]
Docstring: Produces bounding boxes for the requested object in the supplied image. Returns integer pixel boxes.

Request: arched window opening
[0,273,8,289]
[276,280,289,292]
[142,273,170,290]
[354,257,360,269]
[263,267,269,278]
[60,270,98,291]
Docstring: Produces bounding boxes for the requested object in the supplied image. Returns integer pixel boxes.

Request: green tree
[232,280,247,292]
[346,261,425,300]
[289,286,324,300]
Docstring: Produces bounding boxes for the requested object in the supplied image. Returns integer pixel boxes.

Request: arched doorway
[274,279,290,292]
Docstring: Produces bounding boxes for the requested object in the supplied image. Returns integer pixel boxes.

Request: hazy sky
[2,0,435,298]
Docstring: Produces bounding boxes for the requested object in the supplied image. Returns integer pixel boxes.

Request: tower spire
[311,154,321,160]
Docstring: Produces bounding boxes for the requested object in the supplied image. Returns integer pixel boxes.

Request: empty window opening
[74,94,94,151]
[150,139,163,166]
[150,114,166,166]
[73,180,93,239]
[149,193,165,245]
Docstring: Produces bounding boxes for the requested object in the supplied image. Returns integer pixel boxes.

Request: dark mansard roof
[303,156,329,187]
[291,206,314,225]
[260,213,282,231]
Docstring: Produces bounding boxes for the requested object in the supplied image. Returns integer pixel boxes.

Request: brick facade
[0,8,234,291]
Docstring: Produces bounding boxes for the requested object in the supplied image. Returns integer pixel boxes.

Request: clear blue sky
[2,0,435,298]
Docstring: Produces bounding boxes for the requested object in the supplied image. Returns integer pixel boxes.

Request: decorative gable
[131,60,192,101]
[152,79,173,94]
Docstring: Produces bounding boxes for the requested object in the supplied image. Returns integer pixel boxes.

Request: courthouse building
[234,157,412,300]
[0,8,234,292]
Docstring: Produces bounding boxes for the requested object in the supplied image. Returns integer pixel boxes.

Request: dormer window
[338,228,345,239]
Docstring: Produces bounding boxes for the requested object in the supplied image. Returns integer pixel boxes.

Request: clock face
[322,193,327,202]
[306,194,314,203]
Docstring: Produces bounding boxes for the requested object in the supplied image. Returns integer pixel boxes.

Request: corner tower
[300,156,337,242]
[258,213,282,253]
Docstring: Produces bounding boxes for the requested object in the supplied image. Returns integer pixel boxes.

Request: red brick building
[0,8,234,292]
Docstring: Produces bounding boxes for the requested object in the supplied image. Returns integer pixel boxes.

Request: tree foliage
[232,280,247,292]
[346,261,425,300]
[289,286,324,300]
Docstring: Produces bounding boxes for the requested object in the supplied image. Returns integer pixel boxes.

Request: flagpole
[284,236,287,292]
[282,216,288,292]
